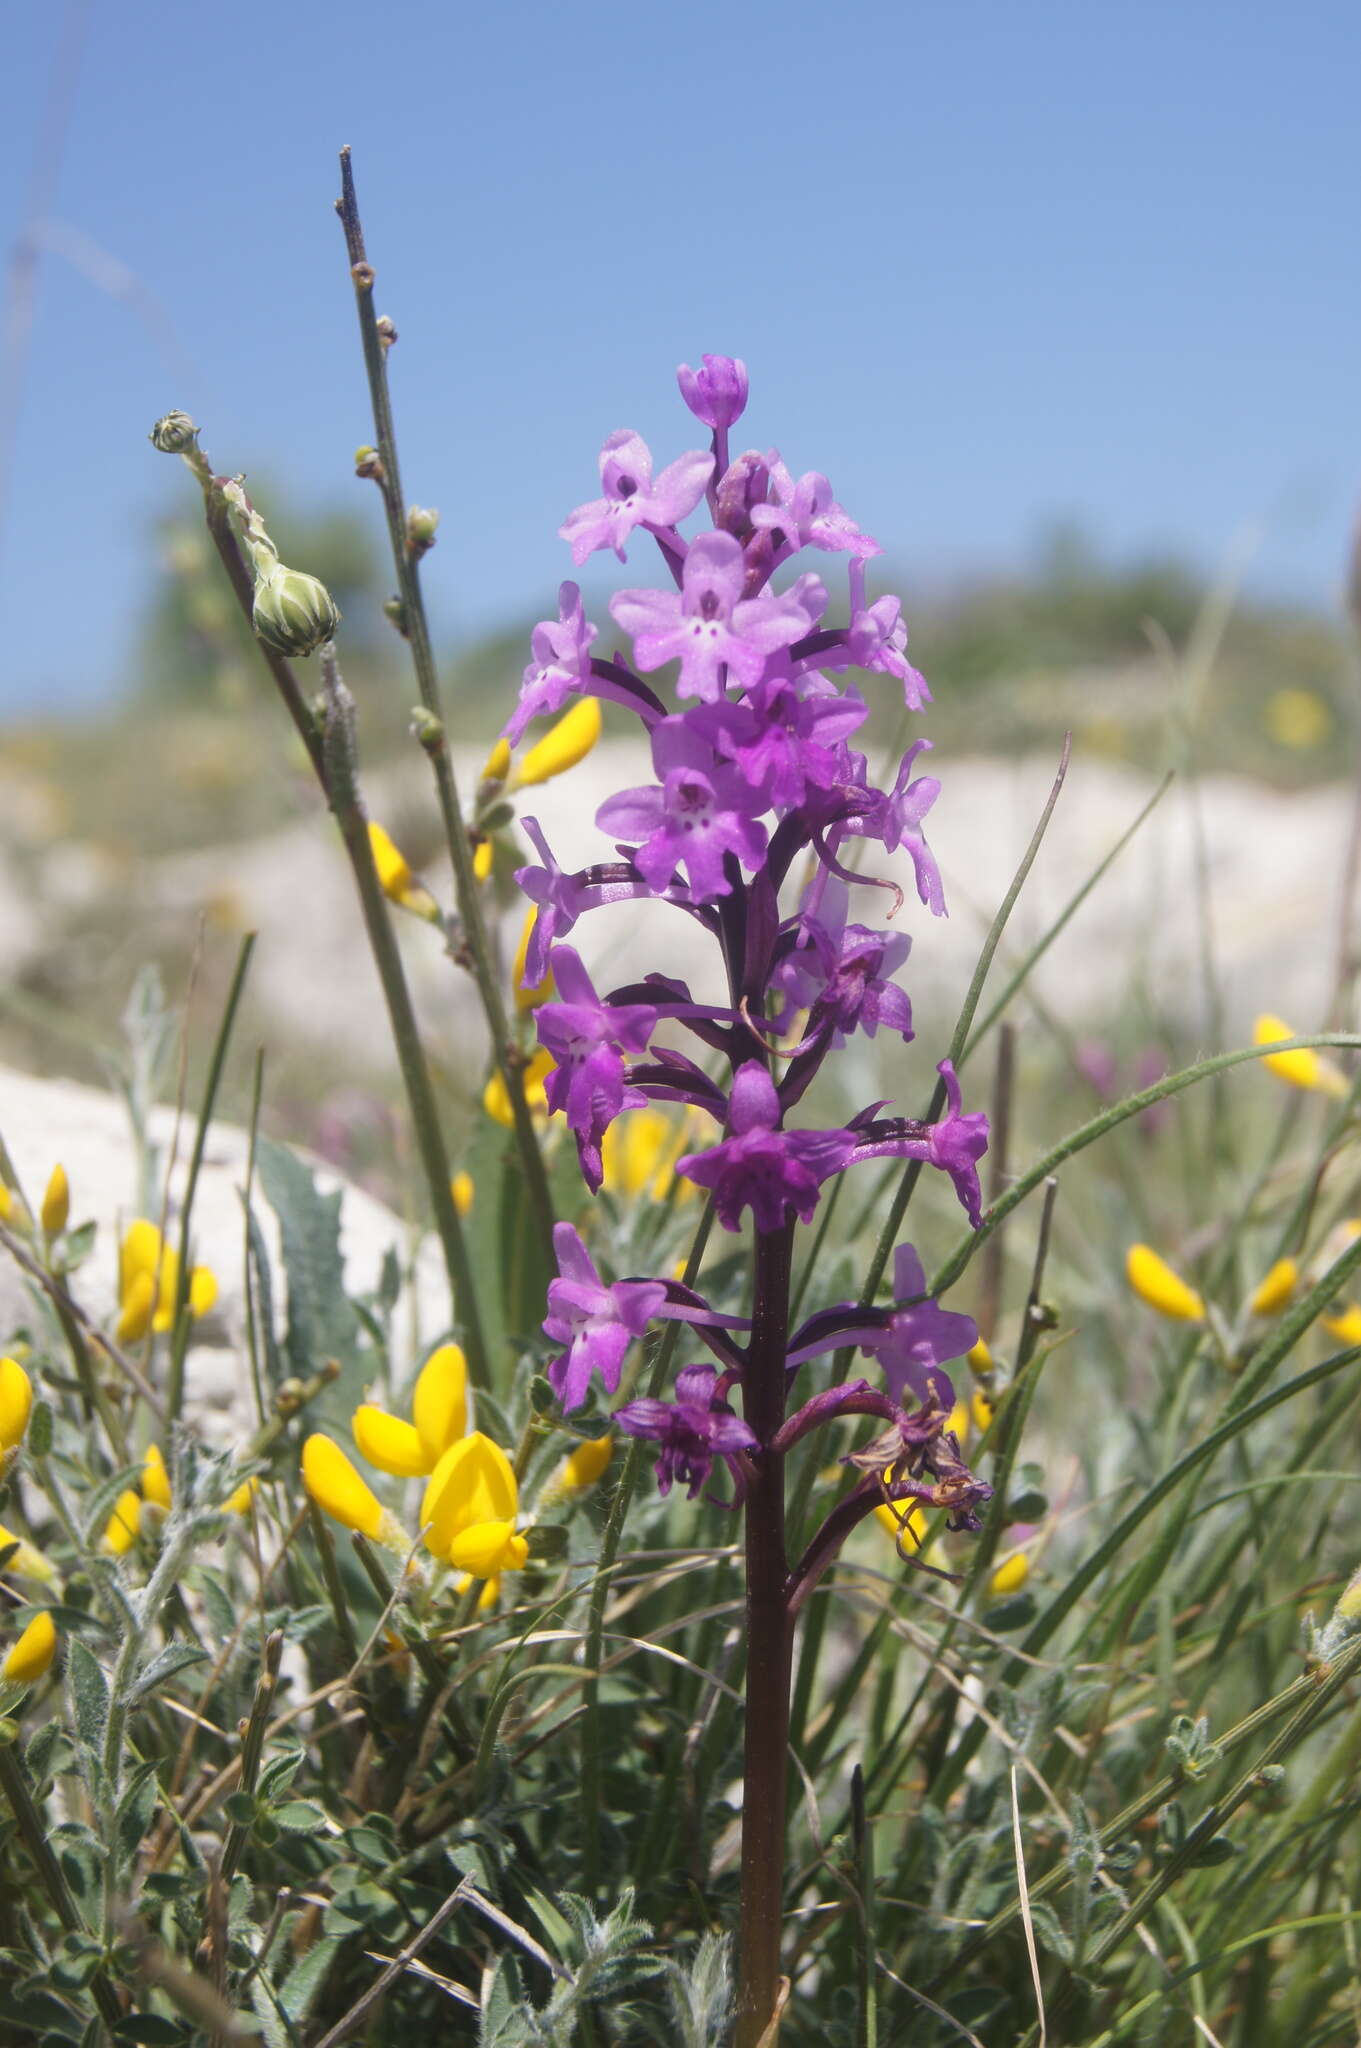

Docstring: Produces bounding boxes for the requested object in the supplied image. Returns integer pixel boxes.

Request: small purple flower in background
[560,428,713,565]
[597,717,769,900]
[858,1245,976,1409]
[536,948,658,1190]
[677,1064,855,1233]
[504,582,597,743]
[615,1363,757,1500]
[543,1223,667,1411]
[611,531,819,703]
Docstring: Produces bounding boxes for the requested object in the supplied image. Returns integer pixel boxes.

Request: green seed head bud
[252,562,341,659]
[383,596,408,636]
[405,505,439,557]
[149,411,199,454]
[354,444,384,483]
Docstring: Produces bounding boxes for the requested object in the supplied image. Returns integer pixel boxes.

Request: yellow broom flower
[352,1406,428,1478]
[966,1337,993,1378]
[1126,1243,1205,1322]
[420,1432,521,1577]
[972,1388,995,1433]
[0,1522,55,1583]
[3,1609,56,1684]
[368,821,441,923]
[1253,1013,1348,1099]
[483,1047,554,1127]
[540,1433,614,1509]
[511,697,602,789]
[40,1165,69,1237]
[302,1434,406,1549]
[1250,1257,1298,1317]
[473,838,494,882]
[118,1222,216,1337]
[225,1476,260,1516]
[0,1356,33,1452]
[142,1444,172,1512]
[411,1344,468,1467]
[990,1552,1030,1597]
[102,1490,142,1557]
[1323,1304,1361,1347]
[451,1171,474,1218]
[601,1107,689,1201]
[481,737,512,784]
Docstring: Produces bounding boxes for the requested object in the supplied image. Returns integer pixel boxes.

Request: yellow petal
[1323,1304,1361,1347]
[225,1477,259,1516]
[562,1433,613,1492]
[945,1399,970,1448]
[1253,1013,1348,1098]
[102,1490,142,1557]
[602,1107,680,1200]
[473,838,494,883]
[420,1432,517,1557]
[481,736,512,784]
[511,697,602,788]
[966,1337,993,1378]
[303,1433,391,1540]
[116,1271,157,1345]
[0,1355,33,1452]
[40,1165,69,1237]
[512,906,555,1011]
[353,1404,430,1478]
[151,1242,181,1334]
[1125,1243,1205,1322]
[189,1266,217,1318]
[875,1500,927,1548]
[3,1609,56,1684]
[447,1519,528,1578]
[368,820,441,922]
[972,1388,995,1433]
[0,1187,31,1235]
[1249,1257,1298,1318]
[483,1047,554,1128]
[120,1219,163,1302]
[990,1552,1030,1597]
[412,1344,468,1466]
[451,1171,474,1218]
[0,1521,55,1583]
[142,1444,172,1512]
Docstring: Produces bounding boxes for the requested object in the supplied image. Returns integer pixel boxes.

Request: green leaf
[66,1638,109,1758]
[113,2017,191,2044]
[242,1197,285,1392]
[115,1759,161,1863]
[272,1800,327,1834]
[256,1746,305,1799]
[279,1936,343,2023]
[122,1642,210,1707]
[256,1139,360,1378]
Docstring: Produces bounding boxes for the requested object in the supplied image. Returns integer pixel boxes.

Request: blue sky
[2,0,1357,710]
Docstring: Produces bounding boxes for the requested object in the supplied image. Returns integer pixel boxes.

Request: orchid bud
[677,354,749,431]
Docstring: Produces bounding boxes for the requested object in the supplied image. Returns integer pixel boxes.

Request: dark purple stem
[736,1216,795,2045]
[770,1380,898,1458]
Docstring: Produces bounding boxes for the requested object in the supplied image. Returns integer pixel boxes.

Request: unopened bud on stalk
[383,596,408,636]
[149,411,199,454]
[252,561,341,658]
[405,505,439,557]
[354,444,384,482]
[376,315,398,349]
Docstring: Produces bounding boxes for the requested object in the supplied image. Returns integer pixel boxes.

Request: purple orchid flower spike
[504,582,598,744]
[615,1363,757,1501]
[677,1063,855,1233]
[543,1223,668,1411]
[852,1062,990,1228]
[596,717,769,901]
[514,818,660,987]
[560,429,714,566]
[611,532,819,704]
[692,664,866,813]
[839,559,931,712]
[536,947,658,1190]
[858,1244,976,1410]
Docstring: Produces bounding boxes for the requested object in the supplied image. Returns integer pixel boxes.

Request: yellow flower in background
[142,1444,172,1512]
[874,1499,927,1548]
[990,1551,1030,1597]
[451,1171,474,1218]
[420,1431,525,1582]
[225,1476,260,1516]
[368,820,442,924]
[601,1107,690,1202]
[117,1221,216,1337]
[1266,687,1331,751]
[0,1186,31,1234]
[972,1388,995,1433]
[0,1522,55,1583]
[473,838,494,882]
[966,1337,993,1378]
[945,1399,970,1448]
[3,1609,56,1684]
[1323,1304,1361,1347]
[0,1356,33,1452]
[354,1342,468,1480]
[1253,1013,1348,1099]
[510,697,602,789]
[539,1432,614,1509]
[1126,1243,1205,1322]
[302,1433,406,1549]
[1249,1257,1298,1317]
[481,736,512,784]
[512,906,555,1011]
[483,1046,554,1127]
[40,1164,69,1237]
[102,1490,143,1557]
